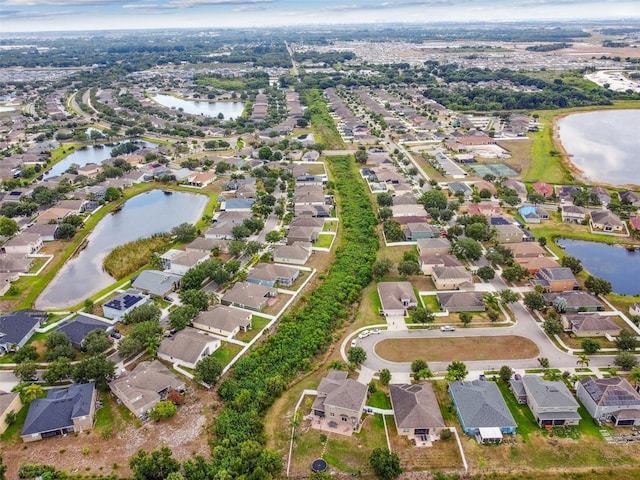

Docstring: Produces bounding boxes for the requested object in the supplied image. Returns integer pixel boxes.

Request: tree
[538,236,547,247]
[524,292,546,311]
[149,400,178,421]
[465,222,488,241]
[379,369,391,386]
[499,365,513,383]
[72,355,115,385]
[538,357,550,369]
[372,258,393,278]
[129,447,180,480]
[265,230,282,243]
[454,238,483,261]
[459,311,473,327]
[369,448,402,480]
[348,347,367,367]
[82,329,111,355]
[561,255,583,274]
[194,355,223,385]
[628,367,640,387]
[614,352,638,371]
[411,359,429,374]
[119,321,162,357]
[83,298,94,313]
[397,260,420,276]
[477,266,495,281]
[552,296,568,313]
[354,146,368,164]
[44,331,76,361]
[616,329,638,351]
[171,222,197,243]
[377,192,393,207]
[576,353,590,370]
[499,289,519,304]
[42,357,73,383]
[378,206,393,222]
[446,360,468,381]
[122,303,161,325]
[104,187,123,201]
[581,338,601,354]
[56,223,76,239]
[0,217,19,237]
[584,275,612,296]
[412,307,434,324]
[543,316,564,336]
[179,289,210,311]
[418,190,447,211]
[13,360,37,382]
[14,345,38,363]
[502,264,529,282]
[19,383,43,403]
[169,305,199,331]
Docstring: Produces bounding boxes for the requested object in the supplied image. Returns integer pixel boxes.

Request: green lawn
[323,220,338,232]
[235,315,271,343]
[315,233,334,249]
[210,342,243,367]
[0,403,29,444]
[367,390,391,410]
[420,295,442,312]
[496,380,538,442]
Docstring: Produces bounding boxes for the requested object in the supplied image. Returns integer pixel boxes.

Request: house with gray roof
[431,266,473,291]
[0,309,47,355]
[448,182,473,198]
[102,289,151,321]
[131,270,181,297]
[390,382,446,445]
[403,222,441,241]
[272,242,312,265]
[562,314,621,338]
[533,267,578,292]
[561,205,589,224]
[192,305,252,338]
[220,198,255,212]
[221,282,277,311]
[437,292,485,312]
[55,313,113,349]
[21,382,96,442]
[576,377,640,426]
[312,370,368,434]
[417,237,451,257]
[2,232,43,255]
[247,263,301,288]
[513,376,580,427]
[590,210,626,234]
[419,254,462,276]
[157,327,220,369]
[494,224,524,244]
[109,360,185,419]
[160,249,209,276]
[378,282,418,317]
[286,225,319,245]
[544,291,604,312]
[448,380,517,442]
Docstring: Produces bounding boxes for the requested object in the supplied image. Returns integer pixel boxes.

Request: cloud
[2,0,129,5]
[0,6,74,18]
[319,0,470,13]
[232,5,271,12]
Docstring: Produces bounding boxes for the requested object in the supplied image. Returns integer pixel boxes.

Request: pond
[44,140,156,180]
[151,94,245,119]
[35,190,208,309]
[557,109,640,186]
[557,238,640,296]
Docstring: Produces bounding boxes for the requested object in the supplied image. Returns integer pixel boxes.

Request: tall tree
[369,448,402,480]
[446,361,468,381]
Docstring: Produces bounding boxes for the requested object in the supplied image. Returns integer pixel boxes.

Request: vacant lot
[375,336,539,362]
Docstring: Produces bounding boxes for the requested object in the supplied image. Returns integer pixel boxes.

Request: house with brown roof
[247,263,300,287]
[2,232,43,255]
[577,377,640,426]
[287,225,320,245]
[185,171,216,188]
[157,327,220,369]
[533,267,577,292]
[221,282,277,311]
[503,242,547,258]
[378,282,418,317]
[36,207,73,224]
[109,360,185,419]
[467,204,502,217]
[629,217,640,232]
[390,382,446,445]
[533,182,553,197]
[431,266,473,290]
[562,314,622,337]
[419,254,462,275]
[417,237,451,257]
[312,370,368,434]
[437,291,485,312]
[590,210,626,234]
[516,256,561,274]
[192,305,252,338]
[494,224,524,244]
[272,242,312,265]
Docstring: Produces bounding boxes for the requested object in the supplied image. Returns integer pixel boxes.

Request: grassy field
[102,234,172,279]
[374,336,539,363]
[210,342,243,367]
[314,233,334,249]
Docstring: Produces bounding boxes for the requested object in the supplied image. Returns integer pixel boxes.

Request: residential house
[377,282,418,317]
[0,273,15,296]
[157,327,220,370]
[102,289,151,322]
[294,204,331,217]
[502,180,527,201]
[185,237,221,254]
[619,190,640,207]
[436,291,485,312]
[312,370,368,433]
[448,380,517,442]
[417,237,451,257]
[0,253,33,274]
[494,224,524,244]
[36,207,72,224]
[590,210,626,234]
[2,232,43,255]
[576,377,640,426]
[472,181,498,196]
[533,267,578,292]
[287,226,319,245]
[0,391,22,434]
[131,270,181,297]
[109,360,185,418]
[160,249,209,275]
[514,376,580,427]
[21,383,96,442]
[0,309,47,355]
[543,291,604,313]
[192,305,252,337]
[26,223,58,242]
[419,254,462,276]
[468,204,502,217]
[389,382,446,445]
[403,222,441,241]
[56,199,85,213]
[556,185,583,203]
[516,256,561,274]
[220,198,255,212]
[561,205,589,224]
[77,163,102,178]
[503,242,546,258]
[589,187,611,205]
[205,222,236,240]
[630,303,640,317]
[185,171,216,188]
[55,313,112,348]
[519,205,549,224]
[431,266,473,290]
[533,182,553,197]
[448,182,473,199]
[247,263,301,287]
[629,217,640,232]
[391,203,428,219]
[221,282,277,311]
[213,211,253,226]
[562,314,622,337]
[273,242,312,265]
[289,217,325,229]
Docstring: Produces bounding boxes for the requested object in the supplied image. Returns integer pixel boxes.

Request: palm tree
[628,367,640,389]
[579,353,590,370]
[22,383,43,403]
[483,292,500,311]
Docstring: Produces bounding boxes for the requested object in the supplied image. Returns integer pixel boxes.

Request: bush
[440,429,452,440]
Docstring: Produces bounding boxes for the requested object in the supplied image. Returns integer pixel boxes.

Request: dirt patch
[2,388,214,479]
[375,336,539,363]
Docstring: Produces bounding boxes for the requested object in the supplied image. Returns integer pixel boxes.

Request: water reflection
[151,94,245,119]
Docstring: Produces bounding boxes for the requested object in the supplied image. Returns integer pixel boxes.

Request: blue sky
[1,0,639,33]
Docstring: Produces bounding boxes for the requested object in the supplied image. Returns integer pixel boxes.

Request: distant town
[1,21,640,480]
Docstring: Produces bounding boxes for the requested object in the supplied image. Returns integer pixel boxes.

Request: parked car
[358,330,370,339]
[371,328,381,335]
[440,325,455,332]
[350,339,358,348]
[109,331,122,339]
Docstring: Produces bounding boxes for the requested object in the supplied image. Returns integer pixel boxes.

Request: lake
[43,140,156,180]
[35,190,208,309]
[151,94,245,119]
[557,238,640,296]
[557,109,640,186]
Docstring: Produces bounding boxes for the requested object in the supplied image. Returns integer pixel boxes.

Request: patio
[308,414,355,437]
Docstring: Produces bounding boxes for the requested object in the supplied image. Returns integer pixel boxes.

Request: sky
[0,0,639,34]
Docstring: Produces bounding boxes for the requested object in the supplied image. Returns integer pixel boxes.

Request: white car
[350,339,358,348]
[440,325,455,332]
[358,330,370,339]
[371,328,381,335]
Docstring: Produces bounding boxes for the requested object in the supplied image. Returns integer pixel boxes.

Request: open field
[375,336,539,363]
